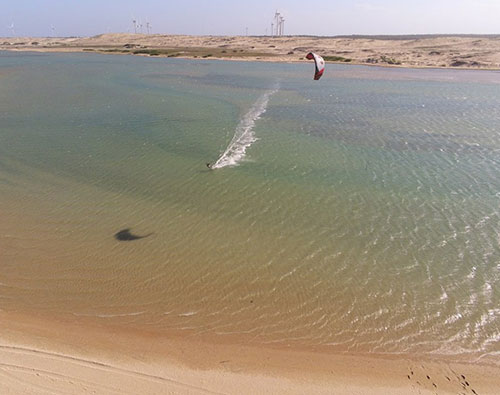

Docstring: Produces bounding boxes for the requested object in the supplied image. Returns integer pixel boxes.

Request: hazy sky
[2,0,500,37]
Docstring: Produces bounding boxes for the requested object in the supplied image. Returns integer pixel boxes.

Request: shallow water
[1,51,499,363]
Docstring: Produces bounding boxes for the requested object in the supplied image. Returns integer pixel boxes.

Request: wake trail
[211,85,279,169]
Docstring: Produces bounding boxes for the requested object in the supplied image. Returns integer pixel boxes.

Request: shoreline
[1,32,500,70]
[6,46,500,73]
[1,310,499,394]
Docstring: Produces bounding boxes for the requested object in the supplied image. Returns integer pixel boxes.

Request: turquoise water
[1,51,499,363]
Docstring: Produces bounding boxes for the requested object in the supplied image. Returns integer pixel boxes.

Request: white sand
[1,311,499,394]
[2,33,500,69]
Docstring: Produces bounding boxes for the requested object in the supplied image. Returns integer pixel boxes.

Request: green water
[1,51,499,363]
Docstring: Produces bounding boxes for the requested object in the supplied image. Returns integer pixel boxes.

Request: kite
[306,52,325,80]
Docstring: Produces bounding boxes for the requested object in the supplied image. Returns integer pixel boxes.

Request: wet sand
[1,310,499,394]
[2,33,500,69]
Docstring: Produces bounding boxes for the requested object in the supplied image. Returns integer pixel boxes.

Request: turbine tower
[274,10,280,36]
[272,11,285,36]
[8,22,15,36]
[132,19,137,33]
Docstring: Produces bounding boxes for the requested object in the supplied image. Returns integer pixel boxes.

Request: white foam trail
[72,311,146,318]
[211,86,278,169]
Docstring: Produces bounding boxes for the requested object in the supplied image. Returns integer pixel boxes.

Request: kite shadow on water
[114,228,153,241]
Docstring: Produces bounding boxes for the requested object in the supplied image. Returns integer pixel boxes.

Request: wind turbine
[146,21,152,34]
[8,22,15,36]
[274,10,280,36]
[50,24,56,37]
[132,18,137,33]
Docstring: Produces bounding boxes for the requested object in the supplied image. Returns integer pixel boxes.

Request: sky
[2,0,500,37]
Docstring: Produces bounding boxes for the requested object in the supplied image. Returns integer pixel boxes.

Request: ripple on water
[1,55,500,364]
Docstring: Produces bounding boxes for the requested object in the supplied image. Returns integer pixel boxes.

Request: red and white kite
[306,52,325,80]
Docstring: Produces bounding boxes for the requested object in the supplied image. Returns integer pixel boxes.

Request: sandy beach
[1,310,499,394]
[2,33,500,69]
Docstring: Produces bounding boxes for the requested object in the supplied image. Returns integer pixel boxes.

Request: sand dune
[2,33,500,69]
